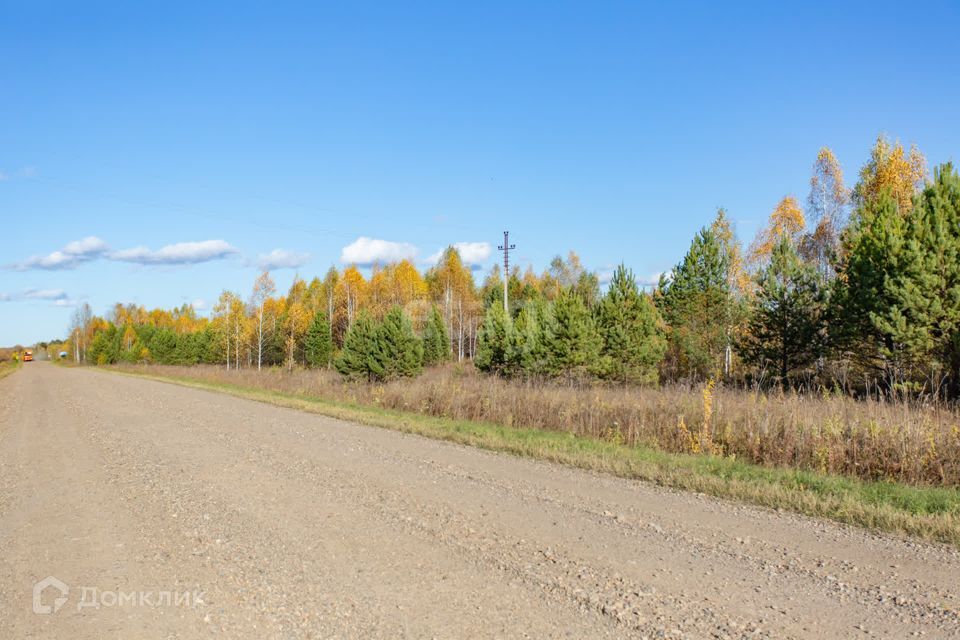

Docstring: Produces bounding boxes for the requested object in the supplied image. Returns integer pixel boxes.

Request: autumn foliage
[79,133,960,404]
[71,133,960,491]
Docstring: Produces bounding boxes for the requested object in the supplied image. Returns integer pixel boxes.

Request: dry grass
[116,363,960,487]
[105,364,960,545]
[0,361,20,381]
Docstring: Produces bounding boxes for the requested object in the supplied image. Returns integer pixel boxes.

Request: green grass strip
[103,367,960,547]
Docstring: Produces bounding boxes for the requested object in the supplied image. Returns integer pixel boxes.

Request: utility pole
[498,231,515,313]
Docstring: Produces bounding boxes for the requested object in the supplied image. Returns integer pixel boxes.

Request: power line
[498,231,515,312]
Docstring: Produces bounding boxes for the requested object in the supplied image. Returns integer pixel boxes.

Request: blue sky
[2,1,959,345]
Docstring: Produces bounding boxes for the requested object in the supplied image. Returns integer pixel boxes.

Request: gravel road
[1,363,958,639]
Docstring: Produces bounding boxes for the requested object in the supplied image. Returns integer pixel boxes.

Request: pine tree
[370,306,423,380]
[88,325,120,365]
[741,237,826,387]
[872,163,960,393]
[172,330,201,365]
[304,312,333,368]
[474,303,513,374]
[335,311,378,380]
[148,328,178,364]
[507,301,549,377]
[659,225,738,380]
[542,290,601,378]
[422,304,450,366]
[831,191,907,381]
[595,264,666,384]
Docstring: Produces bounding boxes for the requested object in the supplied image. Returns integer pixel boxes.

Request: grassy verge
[104,367,960,547]
[0,361,21,381]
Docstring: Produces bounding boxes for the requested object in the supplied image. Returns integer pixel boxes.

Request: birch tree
[249,271,276,371]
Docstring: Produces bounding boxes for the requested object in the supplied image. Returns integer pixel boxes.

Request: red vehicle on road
[22,350,33,362]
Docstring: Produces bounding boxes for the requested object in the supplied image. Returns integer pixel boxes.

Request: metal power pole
[498,231,515,313]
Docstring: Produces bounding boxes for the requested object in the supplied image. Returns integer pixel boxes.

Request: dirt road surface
[1,363,958,639]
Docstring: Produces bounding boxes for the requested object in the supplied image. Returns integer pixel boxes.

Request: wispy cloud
[597,266,616,287]
[340,237,418,266]
[191,298,207,311]
[10,237,238,270]
[9,236,109,271]
[0,166,35,182]
[427,242,492,268]
[0,288,78,306]
[110,240,238,265]
[254,249,311,271]
[597,267,666,289]
[22,288,69,301]
[641,270,669,287]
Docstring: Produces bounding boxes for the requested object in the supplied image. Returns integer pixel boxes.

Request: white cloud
[644,270,669,286]
[255,249,311,271]
[597,267,616,287]
[426,242,493,267]
[9,236,109,271]
[597,267,666,289]
[453,242,492,265]
[191,298,207,311]
[110,240,238,265]
[8,236,243,271]
[0,288,77,306]
[340,237,418,266]
[63,237,108,256]
[0,166,36,182]
[22,288,69,301]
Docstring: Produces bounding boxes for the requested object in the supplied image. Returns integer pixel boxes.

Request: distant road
[1,363,958,638]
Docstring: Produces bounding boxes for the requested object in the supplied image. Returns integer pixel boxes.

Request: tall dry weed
[126,364,960,486]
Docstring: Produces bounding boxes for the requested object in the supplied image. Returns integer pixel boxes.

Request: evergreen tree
[120,325,147,363]
[741,237,826,386]
[370,306,423,380]
[196,325,219,364]
[542,290,601,378]
[172,331,201,365]
[659,226,738,380]
[831,190,907,382]
[474,302,513,374]
[120,338,143,363]
[872,164,960,393]
[88,324,121,365]
[148,328,178,364]
[304,312,333,368]
[507,300,549,377]
[421,304,450,366]
[595,264,666,384]
[335,311,378,380]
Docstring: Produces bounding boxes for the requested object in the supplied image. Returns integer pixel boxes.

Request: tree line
[74,134,960,397]
[79,244,604,377]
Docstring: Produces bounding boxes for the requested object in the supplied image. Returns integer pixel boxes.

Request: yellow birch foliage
[855,135,927,214]
[710,208,751,296]
[749,196,806,266]
[808,147,849,226]
[334,265,369,338]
